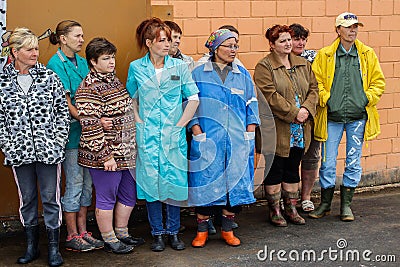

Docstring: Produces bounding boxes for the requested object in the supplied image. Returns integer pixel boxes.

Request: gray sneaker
[82,232,104,249]
[65,235,95,252]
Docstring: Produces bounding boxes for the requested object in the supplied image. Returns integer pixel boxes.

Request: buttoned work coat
[188,61,260,207]
[47,48,89,149]
[126,54,199,202]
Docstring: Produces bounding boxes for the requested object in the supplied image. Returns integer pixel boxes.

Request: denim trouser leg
[319,120,366,189]
[319,121,344,189]
[62,149,93,212]
[343,120,366,188]
[146,201,165,236]
[165,204,180,235]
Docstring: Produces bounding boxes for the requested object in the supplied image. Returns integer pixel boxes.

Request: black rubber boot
[17,225,40,264]
[46,228,63,267]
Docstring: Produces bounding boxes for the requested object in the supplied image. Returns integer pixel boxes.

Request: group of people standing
[0,11,384,267]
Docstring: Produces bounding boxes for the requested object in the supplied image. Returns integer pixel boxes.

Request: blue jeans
[319,120,366,189]
[146,201,180,236]
[61,149,92,212]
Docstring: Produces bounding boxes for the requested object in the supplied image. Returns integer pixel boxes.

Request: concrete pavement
[0,185,399,267]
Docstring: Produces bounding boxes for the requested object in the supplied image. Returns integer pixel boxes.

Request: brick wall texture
[152,0,400,185]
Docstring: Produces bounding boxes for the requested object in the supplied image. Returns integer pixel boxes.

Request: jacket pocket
[189,134,217,177]
[365,106,380,141]
[314,105,328,142]
[135,121,144,148]
[169,125,186,150]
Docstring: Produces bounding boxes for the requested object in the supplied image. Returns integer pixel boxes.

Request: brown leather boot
[282,190,305,225]
[266,191,287,227]
[221,231,240,247]
[191,231,208,248]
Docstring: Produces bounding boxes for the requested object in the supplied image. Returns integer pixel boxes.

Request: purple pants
[89,169,136,210]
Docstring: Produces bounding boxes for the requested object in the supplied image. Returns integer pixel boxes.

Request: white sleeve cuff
[187,94,199,101]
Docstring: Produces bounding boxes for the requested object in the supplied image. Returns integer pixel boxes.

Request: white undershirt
[155,68,163,85]
[17,74,33,94]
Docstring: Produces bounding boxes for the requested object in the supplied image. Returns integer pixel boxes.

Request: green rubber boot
[309,187,335,219]
[340,185,355,222]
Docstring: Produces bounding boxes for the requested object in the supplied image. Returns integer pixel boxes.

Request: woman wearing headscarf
[254,25,318,227]
[126,18,199,252]
[189,29,260,248]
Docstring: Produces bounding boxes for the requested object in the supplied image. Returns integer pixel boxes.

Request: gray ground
[0,186,399,267]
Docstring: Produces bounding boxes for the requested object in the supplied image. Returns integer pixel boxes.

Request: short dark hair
[218,25,239,36]
[85,37,117,68]
[289,23,310,39]
[164,20,182,34]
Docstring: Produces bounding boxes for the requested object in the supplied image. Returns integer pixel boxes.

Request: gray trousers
[12,162,62,229]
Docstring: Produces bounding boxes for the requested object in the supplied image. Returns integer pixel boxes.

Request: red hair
[265,25,293,51]
[136,18,171,51]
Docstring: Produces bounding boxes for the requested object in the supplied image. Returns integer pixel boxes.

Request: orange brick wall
[152,0,400,183]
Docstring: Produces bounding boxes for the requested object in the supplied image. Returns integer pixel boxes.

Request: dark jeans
[12,162,62,229]
[146,201,180,236]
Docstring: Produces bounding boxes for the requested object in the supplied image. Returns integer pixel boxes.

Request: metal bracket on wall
[151,5,173,21]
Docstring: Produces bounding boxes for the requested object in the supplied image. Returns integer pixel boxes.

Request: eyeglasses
[343,14,357,20]
[219,44,239,50]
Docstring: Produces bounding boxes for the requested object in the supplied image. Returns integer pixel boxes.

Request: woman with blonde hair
[0,27,69,267]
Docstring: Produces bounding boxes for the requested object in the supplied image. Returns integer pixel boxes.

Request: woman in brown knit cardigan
[75,37,144,254]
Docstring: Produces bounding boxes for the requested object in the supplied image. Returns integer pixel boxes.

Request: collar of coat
[141,52,175,68]
[267,50,308,70]
[56,47,86,63]
[4,61,46,79]
[203,58,241,74]
[320,38,372,57]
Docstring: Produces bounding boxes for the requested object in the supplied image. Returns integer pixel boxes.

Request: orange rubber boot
[221,231,240,247]
[191,232,208,248]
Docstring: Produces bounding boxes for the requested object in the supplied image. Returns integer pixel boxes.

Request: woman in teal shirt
[126,18,199,252]
[47,20,103,252]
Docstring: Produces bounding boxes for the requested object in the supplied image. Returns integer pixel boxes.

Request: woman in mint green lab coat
[126,18,199,252]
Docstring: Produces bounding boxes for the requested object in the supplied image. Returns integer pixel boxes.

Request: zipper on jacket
[16,75,39,161]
